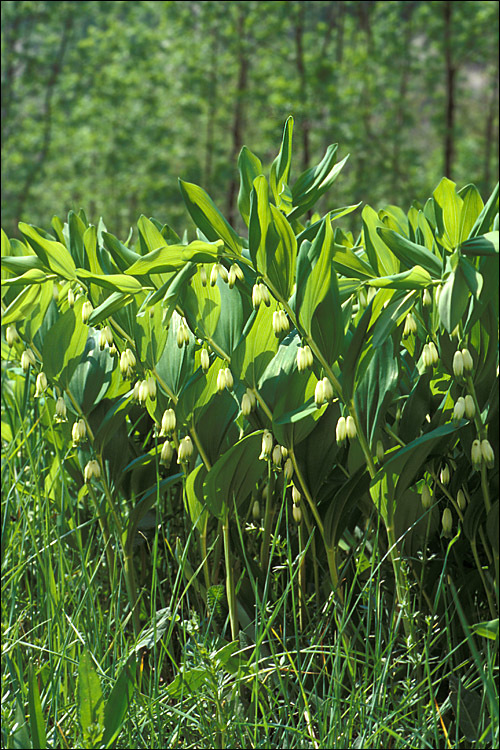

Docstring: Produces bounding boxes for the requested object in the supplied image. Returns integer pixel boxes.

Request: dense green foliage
[1,0,499,239]
[1,113,499,747]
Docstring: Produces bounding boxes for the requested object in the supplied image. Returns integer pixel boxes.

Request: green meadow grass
[1,382,498,749]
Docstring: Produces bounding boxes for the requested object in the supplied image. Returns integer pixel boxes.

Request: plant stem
[222,510,238,641]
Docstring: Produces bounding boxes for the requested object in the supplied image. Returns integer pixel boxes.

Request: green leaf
[289,144,348,220]
[438,265,470,333]
[27,663,46,750]
[433,177,463,249]
[137,214,168,253]
[268,204,297,300]
[182,266,221,340]
[1,268,48,287]
[366,265,432,290]
[1,255,45,275]
[361,205,399,276]
[102,231,141,270]
[19,222,76,280]
[324,466,371,548]
[354,337,399,448]
[471,619,499,641]
[42,297,89,386]
[457,184,484,242]
[78,649,104,746]
[125,240,221,275]
[376,228,442,276]
[231,297,279,388]
[469,182,498,237]
[237,146,263,225]
[76,268,144,294]
[2,283,49,326]
[270,115,293,212]
[179,179,243,255]
[185,463,209,533]
[341,301,373,402]
[102,656,136,748]
[460,231,499,256]
[203,432,265,520]
[272,369,321,448]
[331,242,376,280]
[88,291,134,326]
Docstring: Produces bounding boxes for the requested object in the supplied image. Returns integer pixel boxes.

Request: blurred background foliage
[1,0,498,239]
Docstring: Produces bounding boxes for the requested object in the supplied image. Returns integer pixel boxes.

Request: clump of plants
[2,117,498,748]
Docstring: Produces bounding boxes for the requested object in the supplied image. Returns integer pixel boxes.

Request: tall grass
[1,373,498,749]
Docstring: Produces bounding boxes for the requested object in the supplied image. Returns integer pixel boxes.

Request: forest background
[1,0,499,242]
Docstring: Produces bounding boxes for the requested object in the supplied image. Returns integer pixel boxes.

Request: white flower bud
[35,372,48,397]
[292,504,302,524]
[241,393,252,416]
[252,500,261,521]
[233,264,244,281]
[67,288,75,308]
[210,264,219,287]
[55,396,67,421]
[376,440,385,462]
[428,341,439,366]
[452,397,465,422]
[259,283,270,306]
[246,388,256,410]
[200,266,208,286]
[480,439,495,469]
[161,409,176,436]
[72,418,87,445]
[224,368,233,390]
[138,380,149,404]
[272,445,282,468]
[284,457,293,482]
[147,376,156,399]
[177,436,193,463]
[272,311,281,335]
[82,300,93,324]
[346,415,357,439]
[296,347,306,372]
[422,344,432,369]
[442,508,453,537]
[98,328,108,350]
[132,381,141,401]
[403,313,417,337]
[422,288,432,307]
[228,265,236,288]
[21,348,36,372]
[303,345,313,368]
[160,441,174,467]
[440,465,450,485]
[5,326,19,346]
[314,379,325,407]
[336,416,347,444]
[103,325,113,346]
[322,377,334,402]
[217,263,228,283]
[279,311,290,333]
[464,395,475,419]
[217,368,227,393]
[84,459,101,483]
[259,430,273,460]
[200,349,210,372]
[451,325,460,339]
[461,348,473,374]
[177,322,189,348]
[292,485,301,505]
[457,489,467,511]
[421,484,432,509]
[252,284,262,309]
[453,351,464,378]
[471,439,482,470]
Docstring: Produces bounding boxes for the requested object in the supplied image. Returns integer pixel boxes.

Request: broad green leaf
[27,663,47,750]
[366,265,432,290]
[471,618,499,641]
[354,337,399,449]
[102,231,141,270]
[457,184,484,242]
[18,222,76,280]
[332,242,376,280]
[1,255,45,275]
[341,301,373,402]
[203,432,265,520]
[268,204,297,300]
[237,146,263,225]
[460,231,499,256]
[18,280,53,344]
[68,210,87,268]
[42,297,89,386]
[2,268,49,287]
[289,144,348,220]
[209,275,246,357]
[185,463,209,533]
[125,240,221,275]
[469,181,498,237]
[88,291,134,326]
[438,265,470,333]
[83,225,102,276]
[433,177,463,249]
[2,283,49,326]
[176,356,224,425]
[102,656,136,748]
[78,649,104,746]
[232,298,279,388]
[361,205,399,276]
[270,115,293,212]
[179,179,242,255]
[324,466,371,548]
[134,299,168,369]
[272,369,321,447]
[376,228,442,276]
[137,214,168,253]
[248,175,273,274]
[154,311,195,397]
[76,268,144,294]
[182,265,221,340]
[67,331,116,414]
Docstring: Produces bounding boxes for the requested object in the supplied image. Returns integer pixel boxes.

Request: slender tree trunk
[483,63,499,190]
[226,4,248,226]
[294,1,310,172]
[14,13,74,226]
[443,0,456,179]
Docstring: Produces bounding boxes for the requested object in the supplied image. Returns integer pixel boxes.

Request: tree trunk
[226,4,248,226]
[443,0,456,179]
